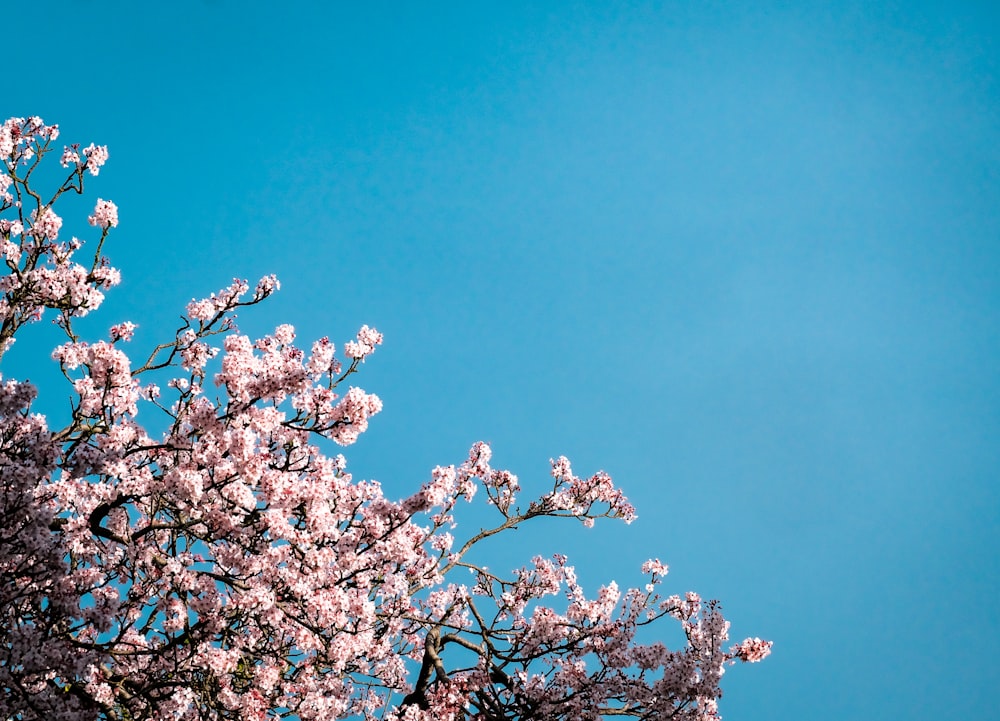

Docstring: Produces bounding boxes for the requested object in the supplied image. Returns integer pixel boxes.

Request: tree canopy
[0,116,769,721]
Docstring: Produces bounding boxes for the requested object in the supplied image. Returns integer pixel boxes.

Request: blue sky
[5,1,999,718]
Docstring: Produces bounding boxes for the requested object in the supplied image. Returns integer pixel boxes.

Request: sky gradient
[5,2,999,719]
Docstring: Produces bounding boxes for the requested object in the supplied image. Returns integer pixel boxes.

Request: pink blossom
[0,124,13,157]
[0,219,23,238]
[82,143,108,175]
[30,206,62,239]
[60,144,80,167]
[731,637,773,663]
[642,558,669,576]
[87,198,118,229]
[344,324,383,360]
[255,273,280,296]
[109,321,137,341]
[186,297,216,322]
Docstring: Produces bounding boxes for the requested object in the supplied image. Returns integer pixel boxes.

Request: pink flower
[88,198,118,229]
[110,321,137,342]
[255,274,279,296]
[83,143,109,175]
[641,559,669,576]
[732,637,773,663]
[344,324,383,360]
[30,207,63,239]
[60,144,80,168]
[0,219,23,239]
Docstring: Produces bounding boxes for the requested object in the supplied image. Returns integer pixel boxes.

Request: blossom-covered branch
[0,117,769,721]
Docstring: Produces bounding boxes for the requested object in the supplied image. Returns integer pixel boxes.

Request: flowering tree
[0,116,770,721]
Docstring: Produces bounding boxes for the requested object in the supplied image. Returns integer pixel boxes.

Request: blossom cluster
[538,455,637,526]
[0,117,769,721]
[0,117,121,356]
[88,199,118,229]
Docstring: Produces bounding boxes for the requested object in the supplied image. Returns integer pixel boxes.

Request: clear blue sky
[6,2,999,718]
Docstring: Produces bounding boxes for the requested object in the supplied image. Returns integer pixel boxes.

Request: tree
[0,116,770,721]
